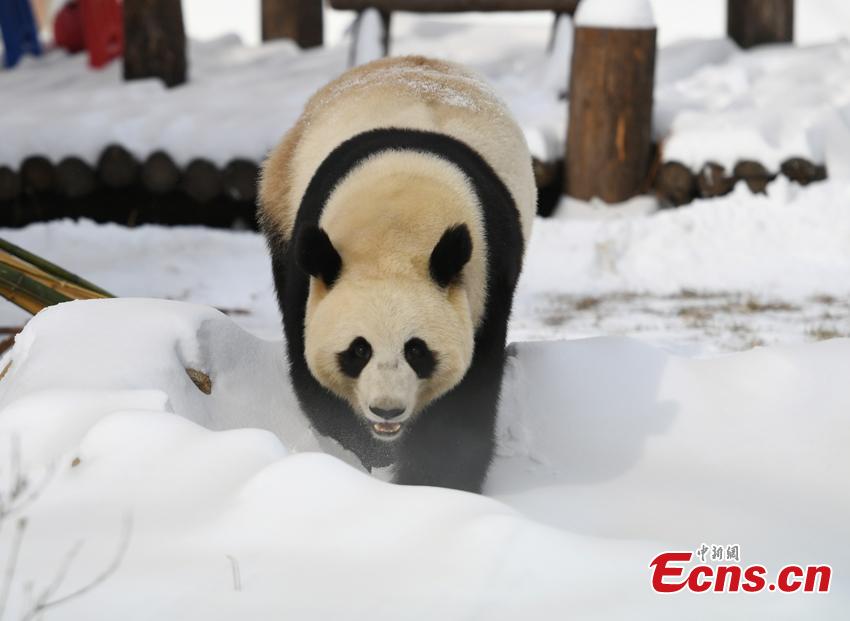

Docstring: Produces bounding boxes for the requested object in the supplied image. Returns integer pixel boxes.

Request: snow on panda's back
[260,56,536,245]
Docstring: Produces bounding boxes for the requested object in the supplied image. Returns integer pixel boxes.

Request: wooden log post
[56,157,96,198]
[733,160,772,193]
[98,144,139,189]
[655,161,695,207]
[565,24,657,203]
[182,159,222,204]
[697,162,734,198]
[223,159,259,203]
[0,167,21,202]
[532,158,563,217]
[20,156,55,194]
[728,0,793,49]
[142,151,181,194]
[781,157,827,186]
[262,0,323,49]
[123,0,187,88]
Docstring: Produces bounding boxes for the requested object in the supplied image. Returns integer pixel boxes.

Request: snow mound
[0,299,848,618]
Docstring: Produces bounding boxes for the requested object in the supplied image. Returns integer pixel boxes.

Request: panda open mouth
[372,422,403,436]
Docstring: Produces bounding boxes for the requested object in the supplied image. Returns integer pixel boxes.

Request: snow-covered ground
[0,298,847,619]
[1,2,849,617]
[3,1,850,169]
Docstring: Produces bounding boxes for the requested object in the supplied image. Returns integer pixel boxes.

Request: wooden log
[98,144,139,189]
[20,156,55,194]
[780,157,826,186]
[330,0,578,13]
[223,159,259,203]
[733,160,772,193]
[262,0,323,49]
[123,0,187,88]
[142,151,181,194]
[182,159,222,204]
[56,157,96,198]
[565,26,657,203]
[697,162,734,198]
[655,161,695,207]
[0,167,21,201]
[727,0,793,49]
[533,157,563,217]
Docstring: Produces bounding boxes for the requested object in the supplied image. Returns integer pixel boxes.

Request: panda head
[298,222,475,441]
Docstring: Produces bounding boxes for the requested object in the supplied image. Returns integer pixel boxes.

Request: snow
[658,41,850,172]
[574,0,656,30]
[0,297,847,618]
[533,177,850,299]
[352,8,386,67]
[540,13,574,94]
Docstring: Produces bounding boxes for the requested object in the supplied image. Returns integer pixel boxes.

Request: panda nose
[369,406,405,420]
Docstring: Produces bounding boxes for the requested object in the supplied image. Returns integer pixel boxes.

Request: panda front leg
[394,391,498,494]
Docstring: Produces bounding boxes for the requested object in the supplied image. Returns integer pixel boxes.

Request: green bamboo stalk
[0,263,74,314]
[0,238,113,297]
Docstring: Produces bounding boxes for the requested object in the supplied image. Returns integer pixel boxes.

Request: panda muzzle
[369,405,405,436]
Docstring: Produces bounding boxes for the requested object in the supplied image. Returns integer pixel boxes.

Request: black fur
[404,338,436,379]
[296,225,341,287]
[337,337,372,378]
[429,224,472,288]
[266,128,524,492]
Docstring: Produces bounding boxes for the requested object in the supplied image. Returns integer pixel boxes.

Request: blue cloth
[0,0,42,68]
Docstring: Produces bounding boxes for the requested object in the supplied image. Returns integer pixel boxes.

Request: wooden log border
[0,145,259,206]
[0,144,831,225]
[0,145,260,229]
[654,158,827,207]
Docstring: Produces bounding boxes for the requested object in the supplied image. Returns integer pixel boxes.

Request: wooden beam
[330,0,578,13]
[565,26,657,204]
[727,0,793,48]
[262,0,323,49]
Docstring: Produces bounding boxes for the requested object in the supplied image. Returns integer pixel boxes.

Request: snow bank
[575,0,656,30]
[0,298,848,618]
[658,41,850,171]
[0,299,325,468]
[523,177,850,299]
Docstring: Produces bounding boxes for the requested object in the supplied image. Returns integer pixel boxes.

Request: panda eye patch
[337,337,372,378]
[404,338,437,379]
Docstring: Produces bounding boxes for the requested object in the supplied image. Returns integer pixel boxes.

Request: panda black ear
[429,224,472,288]
[296,225,342,287]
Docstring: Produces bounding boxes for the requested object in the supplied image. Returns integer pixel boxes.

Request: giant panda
[259,56,536,493]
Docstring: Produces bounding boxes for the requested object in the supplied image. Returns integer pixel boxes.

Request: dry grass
[807,326,847,341]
